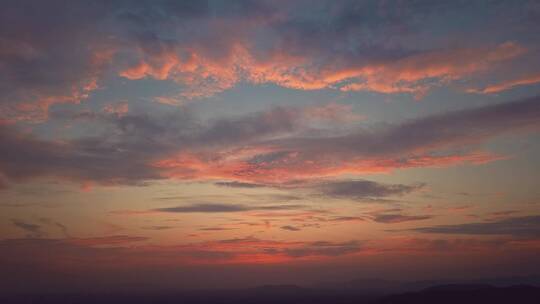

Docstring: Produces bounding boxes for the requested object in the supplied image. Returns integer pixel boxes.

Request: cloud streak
[469,72,540,94]
[11,219,43,238]
[313,180,425,200]
[373,214,433,224]
[153,203,305,213]
[413,215,540,237]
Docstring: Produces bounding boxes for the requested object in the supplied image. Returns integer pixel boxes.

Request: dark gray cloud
[0,124,163,186]
[11,219,43,238]
[0,0,113,121]
[217,237,362,258]
[282,241,362,257]
[38,218,69,237]
[373,214,432,224]
[280,225,301,231]
[153,203,305,213]
[313,180,424,200]
[413,215,540,237]
[214,181,265,188]
[197,107,301,147]
[327,216,365,222]
[271,96,540,159]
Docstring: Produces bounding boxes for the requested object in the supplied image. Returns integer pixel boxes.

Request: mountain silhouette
[1,284,539,304]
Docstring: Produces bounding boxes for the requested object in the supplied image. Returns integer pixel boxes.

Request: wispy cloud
[11,219,43,238]
[214,181,265,188]
[312,180,425,200]
[280,225,301,231]
[468,72,540,94]
[153,203,306,213]
[413,215,540,237]
[372,214,433,224]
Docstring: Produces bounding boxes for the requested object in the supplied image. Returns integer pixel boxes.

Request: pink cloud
[118,41,526,101]
[102,102,129,117]
[153,150,504,185]
[468,72,540,94]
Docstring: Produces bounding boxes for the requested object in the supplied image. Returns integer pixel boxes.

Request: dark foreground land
[2,284,540,304]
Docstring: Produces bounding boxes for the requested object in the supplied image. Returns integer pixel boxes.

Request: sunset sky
[1,0,540,293]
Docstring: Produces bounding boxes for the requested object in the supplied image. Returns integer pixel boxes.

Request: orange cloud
[118,41,525,101]
[119,44,242,101]
[154,150,504,185]
[338,42,525,97]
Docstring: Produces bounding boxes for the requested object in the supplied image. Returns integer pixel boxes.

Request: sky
[1,0,540,293]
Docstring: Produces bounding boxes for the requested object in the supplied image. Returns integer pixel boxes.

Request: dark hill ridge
[379,284,540,304]
[316,274,540,293]
[1,284,540,304]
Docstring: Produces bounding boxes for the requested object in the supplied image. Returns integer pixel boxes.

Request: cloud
[413,215,540,237]
[2,235,540,292]
[141,225,175,231]
[280,225,301,231]
[0,235,364,272]
[11,219,43,238]
[38,218,69,237]
[214,181,265,188]
[153,203,305,213]
[335,42,525,97]
[468,72,540,94]
[282,241,362,258]
[214,179,423,204]
[119,34,525,100]
[373,236,540,254]
[214,237,363,259]
[2,0,537,124]
[67,235,149,246]
[155,203,249,213]
[198,227,235,231]
[312,180,424,200]
[327,216,365,222]
[272,96,540,158]
[1,96,539,188]
[0,124,163,186]
[113,3,529,99]
[0,0,115,122]
[156,96,539,184]
[102,102,129,117]
[372,214,433,224]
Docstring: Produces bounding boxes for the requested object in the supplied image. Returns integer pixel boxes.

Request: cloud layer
[1,96,539,188]
[2,1,539,121]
